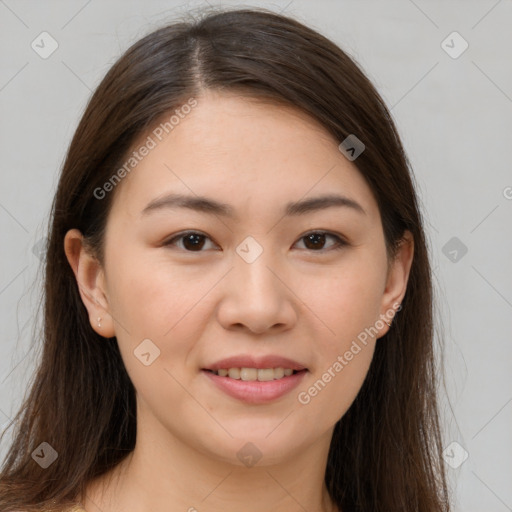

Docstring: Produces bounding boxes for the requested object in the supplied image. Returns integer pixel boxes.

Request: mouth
[202,367,306,381]
[201,367,308,404]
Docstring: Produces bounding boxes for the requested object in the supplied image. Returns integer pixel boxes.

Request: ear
[63,229,115,338]
[377,230,414,337]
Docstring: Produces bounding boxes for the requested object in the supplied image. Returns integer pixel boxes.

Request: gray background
[1,1,511,510]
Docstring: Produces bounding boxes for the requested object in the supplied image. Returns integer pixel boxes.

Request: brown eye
[181,233,206,251]
[164,231,217,252]
[163,230,347,253]
[295,231,347,252]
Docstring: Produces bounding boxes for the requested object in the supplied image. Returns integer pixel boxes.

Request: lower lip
[202,369,308,404]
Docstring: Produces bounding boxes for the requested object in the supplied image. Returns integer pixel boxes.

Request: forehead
[108,90,379,222]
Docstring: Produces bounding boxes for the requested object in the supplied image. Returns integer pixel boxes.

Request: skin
[64,89,413,512]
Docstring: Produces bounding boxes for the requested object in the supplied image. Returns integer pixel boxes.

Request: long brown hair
[0,7,450,511]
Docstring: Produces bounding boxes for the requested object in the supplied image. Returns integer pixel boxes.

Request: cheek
[295,339,376,434]
[292,255,384,423]
[106,244,217,338]
[102,251,200,397]
[301,256,385,345]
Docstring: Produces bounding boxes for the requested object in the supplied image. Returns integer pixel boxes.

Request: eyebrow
[141,192,366,218]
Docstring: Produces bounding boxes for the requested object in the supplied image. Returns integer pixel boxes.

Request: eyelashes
[162,230,348,253]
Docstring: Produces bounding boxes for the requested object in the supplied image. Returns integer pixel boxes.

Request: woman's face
[68,90,412,466]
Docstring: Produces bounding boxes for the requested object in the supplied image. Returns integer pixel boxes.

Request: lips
[202,367,308,404]
[202,355,308,372]
[201,354,309,404]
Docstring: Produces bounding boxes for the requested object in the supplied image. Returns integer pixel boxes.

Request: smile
[202,368,308,404]
[205,367,299,381]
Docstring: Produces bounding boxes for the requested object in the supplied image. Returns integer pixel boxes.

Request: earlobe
[63,229,115,338]
[378,230,414,335]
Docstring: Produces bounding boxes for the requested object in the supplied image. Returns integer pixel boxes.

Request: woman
[0,7,450,512]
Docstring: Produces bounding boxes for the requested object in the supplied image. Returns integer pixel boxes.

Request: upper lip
[203,355,308,371]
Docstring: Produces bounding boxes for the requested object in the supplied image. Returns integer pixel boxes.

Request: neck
[83,410,337,512]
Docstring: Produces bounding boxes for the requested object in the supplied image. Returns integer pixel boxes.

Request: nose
[216,251,298,335]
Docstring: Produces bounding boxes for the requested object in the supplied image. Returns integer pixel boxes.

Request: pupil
[181,233,326,251]
[305,233,325,250]
[184,234,204,251]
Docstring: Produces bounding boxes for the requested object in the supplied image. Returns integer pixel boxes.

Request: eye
[294,231,347,252]
[163,231,218,252]
[163,230,347,253]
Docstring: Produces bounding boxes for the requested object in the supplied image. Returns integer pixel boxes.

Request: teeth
[228,368,240,379]
[211,367,298,381]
